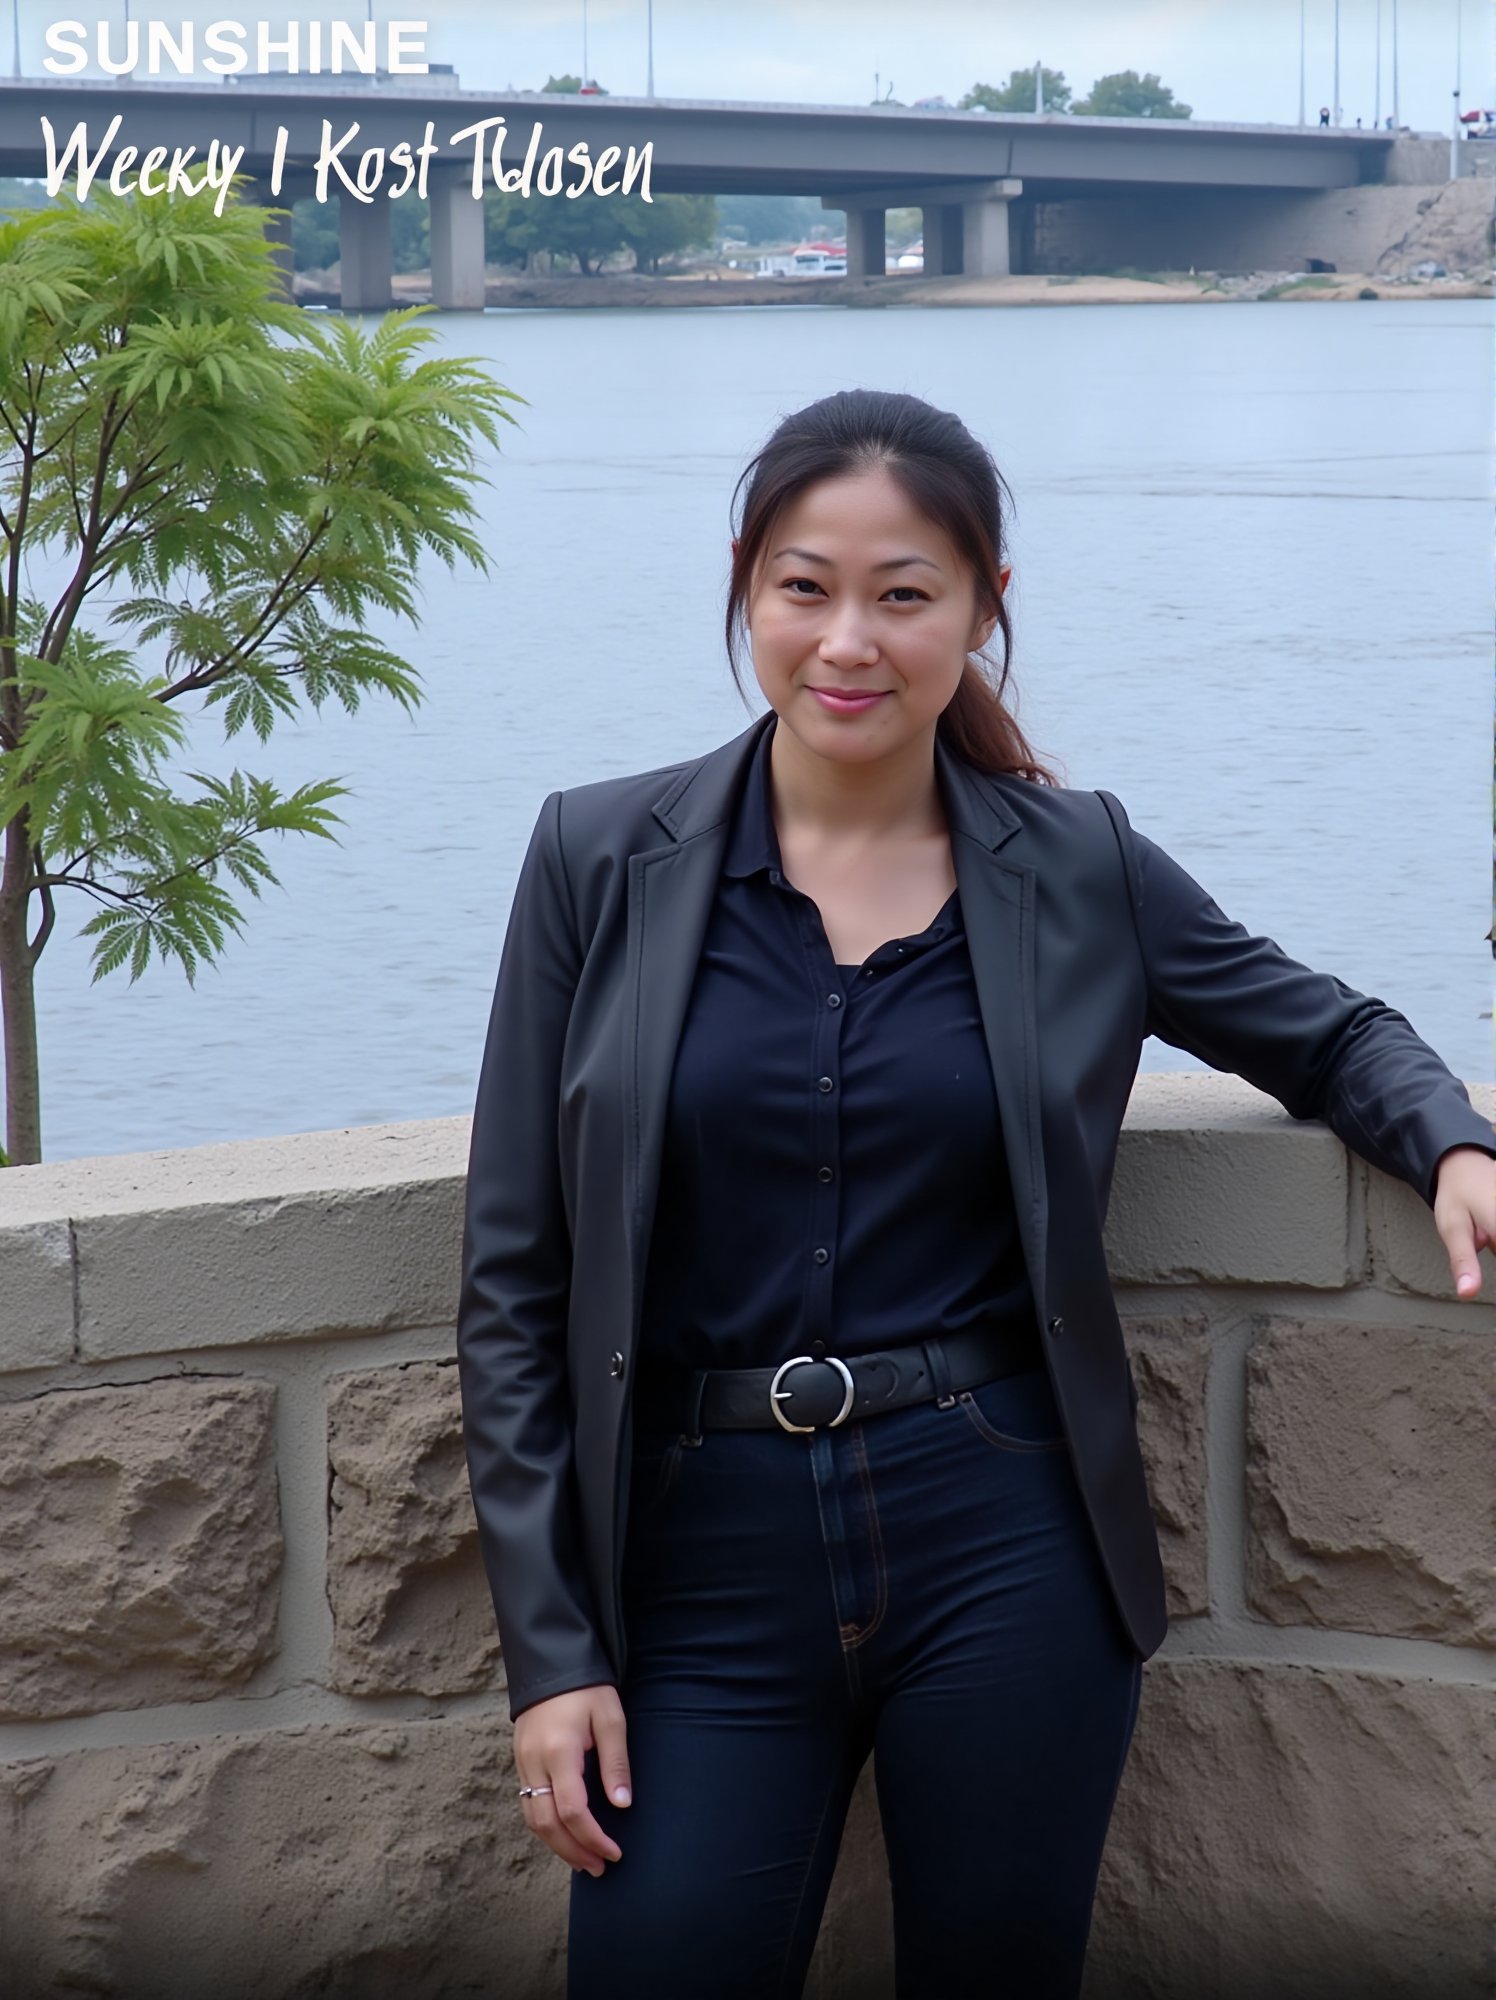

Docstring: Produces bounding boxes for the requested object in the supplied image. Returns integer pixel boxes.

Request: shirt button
[813,1247,830,1264]
[827,993,841,1009]
[1047,1317,1064,1337]
[818,1166,834,1182]
[769,869,782,885]
[817,1076,834,1092]
[609,1350,626,1376]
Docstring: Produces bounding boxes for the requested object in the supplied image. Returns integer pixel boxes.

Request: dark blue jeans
[567,1362,1143,1999]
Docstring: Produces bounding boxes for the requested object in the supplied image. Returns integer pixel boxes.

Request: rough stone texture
[1245,1318,1493,1646]
[1120,1316,1210,1617]
[1368,1123,1496,1300]
[0,1376,282,1721]
[326,1358,503,1697]
[0,1215,74,1371]
[1107,1073,1358,1288]
[0,1116,470,1360]
[1085,1658,1494,1999]
[1375,179,1495,276]
[807,1757,893,2000]
[0,1711,569,2000]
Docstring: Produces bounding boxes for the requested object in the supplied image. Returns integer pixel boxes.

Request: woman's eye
[885,586,925,603]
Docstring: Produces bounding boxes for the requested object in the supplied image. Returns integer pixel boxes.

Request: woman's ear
[731,536,740,560]
[998,563,1012,596]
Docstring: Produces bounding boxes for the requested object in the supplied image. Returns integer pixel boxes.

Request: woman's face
[740,463,1000,767]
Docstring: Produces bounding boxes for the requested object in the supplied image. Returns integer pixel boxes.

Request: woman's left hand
[1431,1144,1496,1298]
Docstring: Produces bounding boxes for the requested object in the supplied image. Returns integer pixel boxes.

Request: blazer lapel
[619,711,1050,1358]
[933,737,1050,1326]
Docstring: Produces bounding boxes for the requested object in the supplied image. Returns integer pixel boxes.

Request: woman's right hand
[513,1684,633,1876]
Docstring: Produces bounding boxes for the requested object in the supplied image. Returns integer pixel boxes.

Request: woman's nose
[818,603,879,663]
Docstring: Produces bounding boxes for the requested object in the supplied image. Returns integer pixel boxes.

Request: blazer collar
[648,707,1026,857]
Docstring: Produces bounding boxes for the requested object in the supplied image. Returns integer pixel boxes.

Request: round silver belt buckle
[769,1354,856,1434]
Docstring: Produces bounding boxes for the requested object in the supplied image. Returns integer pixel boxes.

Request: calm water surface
[18,299,1494,1163]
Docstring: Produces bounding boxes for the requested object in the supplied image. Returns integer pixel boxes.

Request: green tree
[485,188,714,276]
[0,192,521,1164]
[616,192,717,273]
[483,185,628,274]
[717,193,825,247]
[1074,70,1191,118]
[539,74,609,94]
[960,69,1072,114]
[0,180,48,213]
[291,194,339,273]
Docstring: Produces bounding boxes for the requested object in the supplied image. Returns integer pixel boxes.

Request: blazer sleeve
[457,788,618,1721]
[1096,791,1496,1209]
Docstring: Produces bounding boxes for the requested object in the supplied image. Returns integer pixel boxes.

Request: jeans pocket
[953,1367,1067,1454]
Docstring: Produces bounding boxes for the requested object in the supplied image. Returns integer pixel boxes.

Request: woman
[456,389,1494,1999]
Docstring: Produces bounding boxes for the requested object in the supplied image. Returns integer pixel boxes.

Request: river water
[17,298,1493,1164]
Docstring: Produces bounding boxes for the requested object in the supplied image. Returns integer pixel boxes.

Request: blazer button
[609,1351,625,1378]
[1047,1316,1065,1337]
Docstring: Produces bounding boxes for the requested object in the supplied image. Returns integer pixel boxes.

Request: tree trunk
[0,813,41,1163]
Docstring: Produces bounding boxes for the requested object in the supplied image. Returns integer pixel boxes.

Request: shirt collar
[718,710,960,947]
[721,709,783,879]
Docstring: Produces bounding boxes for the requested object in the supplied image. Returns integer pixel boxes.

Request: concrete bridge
[0,78,1453,306]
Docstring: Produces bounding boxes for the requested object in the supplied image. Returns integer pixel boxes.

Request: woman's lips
[809,687,890,714]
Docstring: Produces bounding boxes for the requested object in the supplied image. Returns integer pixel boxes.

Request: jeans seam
[840,1425,889,1647]
[956,1390,1066,1454]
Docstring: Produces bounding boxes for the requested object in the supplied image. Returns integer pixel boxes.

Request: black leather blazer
[457,708,1496,1721]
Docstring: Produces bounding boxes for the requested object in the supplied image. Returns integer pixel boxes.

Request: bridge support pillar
[920,203,964,276]
[823,178,1023,283]
[961,180,1023,277]
[843,207,886,279]
[339,194,393,311]
[241,180,307,303]
[430,174,488,309]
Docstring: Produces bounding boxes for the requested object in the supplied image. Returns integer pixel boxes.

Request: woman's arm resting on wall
[1096,791,1496,1223]
[457,788,618,1722]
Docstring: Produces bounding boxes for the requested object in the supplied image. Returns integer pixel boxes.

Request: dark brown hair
[724,388,1060,783]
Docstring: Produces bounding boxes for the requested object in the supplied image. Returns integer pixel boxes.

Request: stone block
[1108,1073,1356,1288]
[0,1217,74,1371]
[0,1117,470,1360]
[1245,1317,1493,1645]
[1085,1658,1494,1999]
[0,1377,281,1720]
[0,1711,567,2000]
[326,1358,502,1697]
[1122,1316,1209,1617]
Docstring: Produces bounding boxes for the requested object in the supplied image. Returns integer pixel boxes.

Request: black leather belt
[630,1319,1044,1438]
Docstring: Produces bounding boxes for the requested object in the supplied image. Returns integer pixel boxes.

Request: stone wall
[1,1072,1492,1999]
[1025,176,1492,277]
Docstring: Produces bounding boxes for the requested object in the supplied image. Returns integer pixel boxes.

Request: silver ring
[769,1354,855,1434]
[518,1784,554,1798]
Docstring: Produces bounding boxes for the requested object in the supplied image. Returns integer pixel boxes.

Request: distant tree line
[886,69,1192,118]
[291,190,718,279]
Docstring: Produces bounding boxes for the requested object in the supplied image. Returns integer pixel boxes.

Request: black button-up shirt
[638,714,1042,1374]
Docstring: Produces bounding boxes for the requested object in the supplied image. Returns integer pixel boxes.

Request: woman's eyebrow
[770,546,942,572]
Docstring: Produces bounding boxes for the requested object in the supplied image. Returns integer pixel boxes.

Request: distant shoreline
[297,268,1491,310]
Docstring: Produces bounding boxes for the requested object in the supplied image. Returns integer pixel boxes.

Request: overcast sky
[15,0,1487,135]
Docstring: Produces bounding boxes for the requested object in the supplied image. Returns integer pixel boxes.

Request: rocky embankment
[295,265,1487,309]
